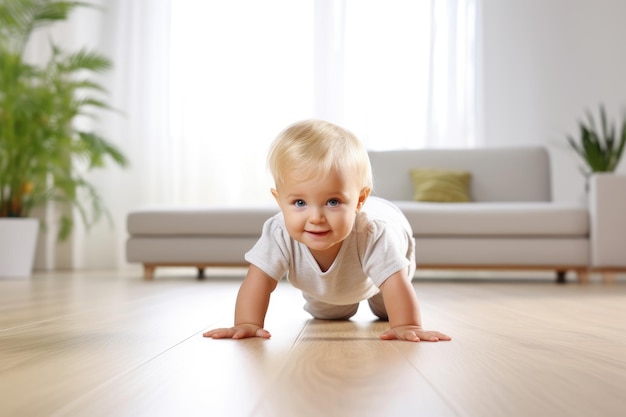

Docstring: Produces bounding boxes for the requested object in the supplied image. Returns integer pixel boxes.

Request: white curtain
[342,0,477,149]
[36,0,477,270]
[34,0,174,269]
[165,0,477,206]
[167,0,315,206]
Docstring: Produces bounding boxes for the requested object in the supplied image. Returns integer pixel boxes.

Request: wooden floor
[1,269,625,417]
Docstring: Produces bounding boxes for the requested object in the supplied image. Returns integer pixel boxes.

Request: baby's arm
[203,264,278,339]
[378,270,451,342]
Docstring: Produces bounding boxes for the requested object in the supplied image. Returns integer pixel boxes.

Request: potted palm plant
[0,0,128,277]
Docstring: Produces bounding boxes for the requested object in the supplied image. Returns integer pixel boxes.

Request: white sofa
[126,146,626,282]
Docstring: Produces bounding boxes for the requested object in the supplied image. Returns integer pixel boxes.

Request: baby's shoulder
[260,213,290,240]
[354,211,390,237]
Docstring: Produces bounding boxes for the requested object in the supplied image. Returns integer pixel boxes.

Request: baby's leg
[302,293,359,320]
[367,292,388,320]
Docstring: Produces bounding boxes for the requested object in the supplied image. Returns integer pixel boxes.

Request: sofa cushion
[393,201,589,237]
[410,168,472,202]
[127,206,279,236]
[126,237,260,263]
[414,237,589,266]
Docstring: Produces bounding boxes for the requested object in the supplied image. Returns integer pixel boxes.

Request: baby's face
[272,167,368,263]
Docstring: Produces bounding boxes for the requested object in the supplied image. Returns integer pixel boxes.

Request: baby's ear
[360,187,371,201]
[270,188,279,201]
[357,187,371,210]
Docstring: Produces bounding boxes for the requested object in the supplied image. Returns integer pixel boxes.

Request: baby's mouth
[306,230,330,236]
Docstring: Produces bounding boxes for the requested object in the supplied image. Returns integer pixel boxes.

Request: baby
[204,119,450,342]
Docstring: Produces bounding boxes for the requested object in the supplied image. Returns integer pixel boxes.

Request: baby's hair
[268,119,373,192]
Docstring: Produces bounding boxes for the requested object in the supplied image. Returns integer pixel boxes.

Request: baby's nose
[309,207,325,223]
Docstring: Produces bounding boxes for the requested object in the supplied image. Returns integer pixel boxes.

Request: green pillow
[410,168,472,202]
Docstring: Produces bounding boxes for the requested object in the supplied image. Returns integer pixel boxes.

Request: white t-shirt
[244,196,416,305]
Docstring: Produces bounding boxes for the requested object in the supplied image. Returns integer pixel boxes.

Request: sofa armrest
[589,174,626,268]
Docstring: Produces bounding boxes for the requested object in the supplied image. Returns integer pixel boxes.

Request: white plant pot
[0,218,39,278]
[589,173,626,268]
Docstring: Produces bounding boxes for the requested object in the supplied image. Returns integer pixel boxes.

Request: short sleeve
[244,214,292,281]
[359,219,412,287]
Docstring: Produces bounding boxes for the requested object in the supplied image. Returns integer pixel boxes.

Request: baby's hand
[380,325,451,342]
[203,324,271,340]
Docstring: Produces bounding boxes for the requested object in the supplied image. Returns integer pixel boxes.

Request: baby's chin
[303,239,344,253]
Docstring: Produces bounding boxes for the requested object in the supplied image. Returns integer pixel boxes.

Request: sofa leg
[576,269,590,285]
[603,272,616,285]
[144,264,156,280]
[555,270,566,284]
[197,267,205,280]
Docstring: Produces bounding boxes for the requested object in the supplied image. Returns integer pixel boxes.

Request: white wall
[479,0,626,202]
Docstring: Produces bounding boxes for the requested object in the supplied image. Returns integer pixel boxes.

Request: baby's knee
[367,294,388,320]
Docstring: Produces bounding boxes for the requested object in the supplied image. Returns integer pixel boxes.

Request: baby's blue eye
[327,199,340,207]
[294,199,306,208]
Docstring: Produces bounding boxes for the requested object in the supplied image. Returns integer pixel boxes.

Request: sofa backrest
[368,146,552,202]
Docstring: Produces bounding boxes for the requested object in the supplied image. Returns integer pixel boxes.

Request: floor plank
[254,319,457,417]
[0,273,236,416]
[1,271,625,417]
[397,283,626,417]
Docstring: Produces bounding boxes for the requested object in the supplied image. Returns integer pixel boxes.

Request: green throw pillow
[410,168,472,202]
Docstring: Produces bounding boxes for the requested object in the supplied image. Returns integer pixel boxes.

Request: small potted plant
[566,104,626,177]
[0,0,128,277]
[567,105,626,281]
